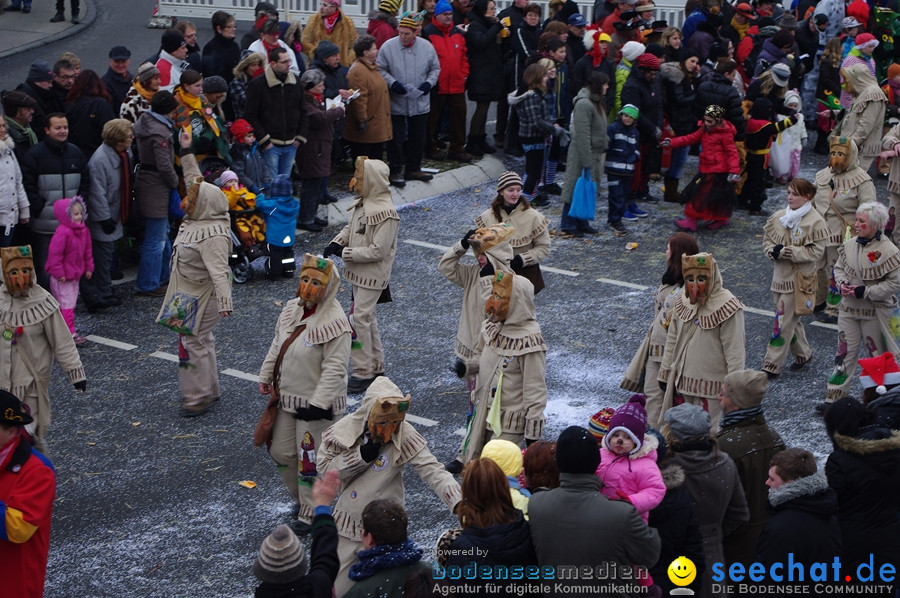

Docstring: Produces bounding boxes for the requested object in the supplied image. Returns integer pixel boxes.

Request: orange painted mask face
[1,247,35,298]
[297,254,333,304]
[829,139,851,173]
[682,253,714,306]
[684,272,710,305]
[485,271,513,323]
[367,396,410,444]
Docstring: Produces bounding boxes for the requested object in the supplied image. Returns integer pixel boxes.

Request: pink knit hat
[603,394,648,453]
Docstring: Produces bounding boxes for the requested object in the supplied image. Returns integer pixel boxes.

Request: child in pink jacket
[595,393,667,522]
[44,196,93,345]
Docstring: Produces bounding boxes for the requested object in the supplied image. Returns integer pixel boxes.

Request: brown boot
[664,177,680,203]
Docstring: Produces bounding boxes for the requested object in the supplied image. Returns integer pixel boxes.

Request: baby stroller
[228,206,269,284]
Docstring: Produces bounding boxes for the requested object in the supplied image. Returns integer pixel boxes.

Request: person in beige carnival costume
[474,172,551,294]
[878,120,900,248]
[439,224,515,430]
[830,63,886,173]
[813,137,876,323]
[0,245,85,453]
[258,254,352,536]
[621,232,699,428]
[449,270,547,473]
[761,178,829,377]
[658,252,745,431]
[322,157,399,396]
[821,201,900,413]
[317,376,461,597]
[156,130,233,417]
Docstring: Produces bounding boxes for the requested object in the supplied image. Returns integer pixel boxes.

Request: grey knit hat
[202,75,228,94]
[137,62,160,84]
[664,403,711,440]
[723,369,768,410]
[252,525,308,584]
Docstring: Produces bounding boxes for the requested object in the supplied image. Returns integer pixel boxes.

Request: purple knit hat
[603,394,648,454]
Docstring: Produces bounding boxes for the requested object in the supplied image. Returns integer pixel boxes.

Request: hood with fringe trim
[348,158,398,225]
[483,273,546,356]
[673,253,743,329]
[286,258,353,345]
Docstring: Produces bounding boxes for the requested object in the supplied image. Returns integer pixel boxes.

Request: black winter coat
[466,1,506,102]
[620,69,663,142]
[15,81,64,140]
[101,67,134,115]
[203,33,242,84]
[244,66,310,147]
[570,54,615,112]
[311,57,349,101]
[648,464,705,596]
[659,61,698,136]
[444,513,539,597]
[754,472,841,571]
[20,138,90,235]
[65,95,115,158]
[696,72,746,139]
[826,427,900,571]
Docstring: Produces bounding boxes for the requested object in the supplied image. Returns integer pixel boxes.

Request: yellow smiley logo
[667,556,697,587]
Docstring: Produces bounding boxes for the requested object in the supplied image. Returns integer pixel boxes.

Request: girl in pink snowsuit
[44,196,93,344]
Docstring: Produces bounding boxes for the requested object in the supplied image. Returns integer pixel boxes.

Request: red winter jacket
[422,21,469,94]
[669,119,740,174]
[367,15,398,48]
[0,435,56,598]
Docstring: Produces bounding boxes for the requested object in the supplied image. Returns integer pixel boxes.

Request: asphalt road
[0,4,880,596]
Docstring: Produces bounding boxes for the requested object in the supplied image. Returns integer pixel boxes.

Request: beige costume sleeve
[199,236,234,313]
[883,122,900,150]
[342,218,399,263]
[849,102,884,151]
[318,434,371,483]
[518,226,551,267]
[719,310,746,375]
[762,216,779,258]
[833,244,849,285]
[409,441,463,513]
[862,259,900,303]
[520,351,548,440]
[438,242,477,288]
[857,180,877,204]
[658,316,680,382]
[43,311,87,384]
[331,223,351,247]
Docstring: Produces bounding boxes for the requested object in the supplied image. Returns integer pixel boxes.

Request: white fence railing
[157,0,687,28]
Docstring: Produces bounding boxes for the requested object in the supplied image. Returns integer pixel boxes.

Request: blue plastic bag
[568,169,596,220]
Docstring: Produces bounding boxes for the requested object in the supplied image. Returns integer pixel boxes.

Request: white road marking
[596,277,649,291]
[222,369,258,382]
[406,414,438,427]
[149,351,179,363]
[85,335,138,350]
[404,239,580,276]
[454,427,466,437]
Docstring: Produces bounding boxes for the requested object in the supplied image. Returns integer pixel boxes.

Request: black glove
[771,244,784,260]
[511,254,524,270]
[358,119,369,133]
[294,405,333,421]
[360,440,383,462]
[453,358,466,378]
[659,380,667,392]
[391,81,407,95]
[418,82,432,94]
[322,242,342,259]
[854,285,866,299]
[100,219,116,235]
[74,380,87,392]
[460,229,477,250]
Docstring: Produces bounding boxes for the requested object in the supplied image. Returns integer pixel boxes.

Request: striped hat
[588,407,614,444]
[497,171,523,192]
[399,15,420,29]
[253,525,308,584]
[379,0,401,12]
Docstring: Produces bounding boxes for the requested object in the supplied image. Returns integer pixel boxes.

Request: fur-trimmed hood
[831,428,900,475]
[768,471,831,507]
[659,60,686,85]
[659,463,686,490]
[232,51,266,81]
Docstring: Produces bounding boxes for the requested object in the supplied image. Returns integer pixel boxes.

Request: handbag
[169,188,185,219]
[156,287,212,335]
[792,265,817,316]
[253,324,307,448]
[568,168,597,220]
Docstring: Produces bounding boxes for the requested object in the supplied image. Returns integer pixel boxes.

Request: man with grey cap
[101,46,134,115]
[252,470,340,596]
[14,60,57,141]
[715,369,785,566]
[2,91,38,162]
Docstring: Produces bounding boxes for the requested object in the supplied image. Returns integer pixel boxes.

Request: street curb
[0,0,96,59]
[322,155,507,225]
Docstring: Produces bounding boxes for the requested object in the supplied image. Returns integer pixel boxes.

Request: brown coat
[296,93,344,179]
[133,111,179,219]
[344,59,392,144]
[302,11,358,68]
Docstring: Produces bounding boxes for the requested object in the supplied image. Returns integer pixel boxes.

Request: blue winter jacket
[256,193,299,247]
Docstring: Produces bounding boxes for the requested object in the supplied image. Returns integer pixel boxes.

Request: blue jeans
[136,217,171,292]
[263,144,298,178]
[666,146,690,180]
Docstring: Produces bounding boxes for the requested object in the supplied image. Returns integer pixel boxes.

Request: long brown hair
[457,458,519,529]
[490,188,531,220]
[523,441,560,491]
[66,69,111,104]
[821,36,842,69]
[661,232,699,285]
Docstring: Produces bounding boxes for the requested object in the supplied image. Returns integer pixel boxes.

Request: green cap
[620,104,640,119]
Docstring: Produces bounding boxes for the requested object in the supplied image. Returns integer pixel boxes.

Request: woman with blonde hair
[661,26,683,62]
